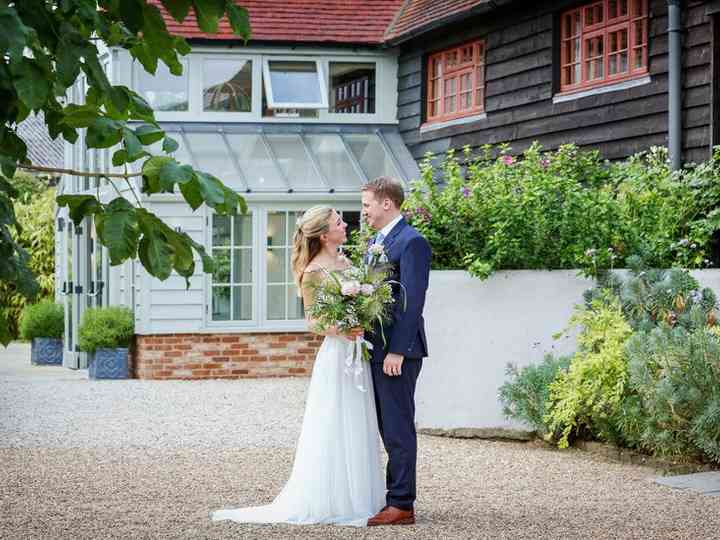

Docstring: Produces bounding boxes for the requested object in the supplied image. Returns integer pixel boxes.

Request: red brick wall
[132,332,324,380]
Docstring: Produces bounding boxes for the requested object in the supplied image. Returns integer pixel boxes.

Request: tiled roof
[150,0,406,45]
[385,0,491,42]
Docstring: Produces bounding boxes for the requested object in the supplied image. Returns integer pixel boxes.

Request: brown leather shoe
[367,505,415,526]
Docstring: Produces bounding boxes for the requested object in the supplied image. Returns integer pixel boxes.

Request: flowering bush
[403,143,720,279]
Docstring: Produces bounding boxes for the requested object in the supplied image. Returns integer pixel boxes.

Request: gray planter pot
[30,338,63,365]
[88,347,129,379]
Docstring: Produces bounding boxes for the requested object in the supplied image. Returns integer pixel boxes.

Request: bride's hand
[343,327,364,339]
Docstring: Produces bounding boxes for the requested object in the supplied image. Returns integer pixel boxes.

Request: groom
[361,176,431,526]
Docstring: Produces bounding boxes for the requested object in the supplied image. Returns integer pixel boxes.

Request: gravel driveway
[2,342,720,539]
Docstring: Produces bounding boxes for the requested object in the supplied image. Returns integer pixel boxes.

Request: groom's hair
[361,176,404,209]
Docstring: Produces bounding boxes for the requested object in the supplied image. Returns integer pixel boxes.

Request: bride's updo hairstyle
[291,205,334,289]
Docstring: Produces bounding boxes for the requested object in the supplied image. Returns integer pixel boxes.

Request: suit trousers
[370,357,423,510]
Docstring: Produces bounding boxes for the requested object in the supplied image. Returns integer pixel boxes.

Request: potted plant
[78,306,134,379]
[19,301,64,365]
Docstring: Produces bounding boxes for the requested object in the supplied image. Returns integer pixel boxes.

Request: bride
[211,205,385,527]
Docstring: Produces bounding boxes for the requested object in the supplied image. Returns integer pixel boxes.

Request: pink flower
[360,284,374,295]
[501,155,515,166]
[341,280,361,297]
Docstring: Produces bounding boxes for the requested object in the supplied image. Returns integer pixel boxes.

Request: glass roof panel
[305,134,364,189]
[226,133,286,191]
[265,134,322,191]
[344,133,402,181]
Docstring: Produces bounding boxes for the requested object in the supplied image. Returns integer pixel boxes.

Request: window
[136,59,189,111]
[426,40,485,124]
[560,0,648,93]
[266,211,304,321]
[262,59,328,110]
[203,59,252,112]
[210,213,253,321]
[329,62,376,114]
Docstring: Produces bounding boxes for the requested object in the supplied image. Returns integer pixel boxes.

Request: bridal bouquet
[306,263,396,391]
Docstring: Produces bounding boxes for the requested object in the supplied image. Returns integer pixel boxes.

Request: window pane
[234,214,253,246]
[232,249,252,283]
[184,132,240,190]
[267,212,287,246]
[267,61,322,104]
[233,285,253,320]
[288,211,302,236]
[267,284,286,320]
[213,215,231,246]
[305,134,364,189]
[345,134,402,181]
[226,134,286,191]
[267,247,287,283]
[266,134,321,191]
[137,60,188,111]
[329,62,375,114]
[212,249,231,283]
[287,286,304,320]
[212,287,231,320]
[203,59,252,112]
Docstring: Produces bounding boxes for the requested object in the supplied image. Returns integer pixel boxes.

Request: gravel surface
[3,342,720,539]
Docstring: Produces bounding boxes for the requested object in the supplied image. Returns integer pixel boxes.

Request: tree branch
[18,163,142,179]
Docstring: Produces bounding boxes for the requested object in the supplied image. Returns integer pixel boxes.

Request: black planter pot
[30,338,63,365]
[88,348,129,379]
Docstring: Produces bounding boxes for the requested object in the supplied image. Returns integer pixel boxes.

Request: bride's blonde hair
[291,205,334,290]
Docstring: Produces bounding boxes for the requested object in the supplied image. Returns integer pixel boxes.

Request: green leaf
[160,0,193,22]
[138,228,174,280]
[130,42,158,75]
[226,4,251,40]
[179,179,204,210]
[13,59,49,110]
[86,117,123,148]
[136,124,165,145]
[162,135,179,153]
[127,90,155,123]
[62,104,99,128]
[118,0,145,34]
[159,161,193,190]
[141,156,172,193]
[56,31,84,87]
[112,149,129,167]
[56,194,103,227]
[192,0,226,33]
[95,198,139,265]
[0,7,33,62]
[122,127,145,161]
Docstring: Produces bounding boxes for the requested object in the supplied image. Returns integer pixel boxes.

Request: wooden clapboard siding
[396,0,713,165]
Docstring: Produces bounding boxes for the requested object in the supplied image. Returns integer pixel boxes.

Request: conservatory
[56,44,419,376]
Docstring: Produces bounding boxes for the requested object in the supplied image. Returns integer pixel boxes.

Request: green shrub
[0,187,56,339]
[544,294,633,448]
[78,307,134,354]
[625,321,720,462]
[404,144,720,279]
[499,354,571,435]
[19,301,64,340]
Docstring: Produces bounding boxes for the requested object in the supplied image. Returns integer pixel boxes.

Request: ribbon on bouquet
[344,336,373,393]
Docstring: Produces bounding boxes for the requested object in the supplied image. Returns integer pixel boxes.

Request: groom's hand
[383,353,404,376]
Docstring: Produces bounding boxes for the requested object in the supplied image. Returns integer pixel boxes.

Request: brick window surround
[560,0,649,94]
[425,39,486,124]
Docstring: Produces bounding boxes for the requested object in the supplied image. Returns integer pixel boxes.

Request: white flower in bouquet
[341,280,361,297]
[360,283,374,295]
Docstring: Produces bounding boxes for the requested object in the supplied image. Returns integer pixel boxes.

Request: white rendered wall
[416,269,720,434]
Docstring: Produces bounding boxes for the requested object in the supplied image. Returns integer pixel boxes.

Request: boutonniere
[367,243,389,265]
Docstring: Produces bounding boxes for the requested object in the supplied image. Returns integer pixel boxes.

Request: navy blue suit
[366,217,431,511]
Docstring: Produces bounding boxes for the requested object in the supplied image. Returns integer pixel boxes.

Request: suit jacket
[367,217,431,363]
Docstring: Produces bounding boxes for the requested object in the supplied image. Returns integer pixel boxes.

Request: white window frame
[132,57,190,114]
[203,202,361,332]
[262,56,329,110]
[119,47,395,124]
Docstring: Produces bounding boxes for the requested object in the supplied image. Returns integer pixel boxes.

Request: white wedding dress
[211,334,385,527]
